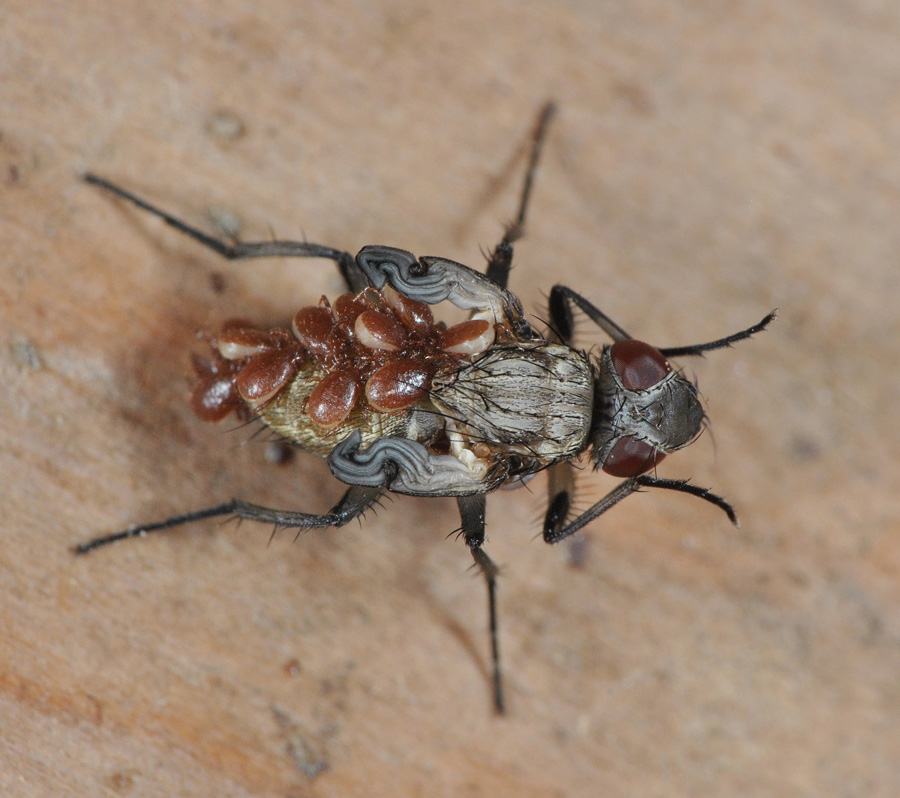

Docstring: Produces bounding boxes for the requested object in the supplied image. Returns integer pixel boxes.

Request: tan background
[3,1,899,796]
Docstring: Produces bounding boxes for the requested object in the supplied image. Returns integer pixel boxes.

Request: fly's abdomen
[189,287,505,454]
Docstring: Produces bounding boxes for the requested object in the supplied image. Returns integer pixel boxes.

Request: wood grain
[3,1,899,795]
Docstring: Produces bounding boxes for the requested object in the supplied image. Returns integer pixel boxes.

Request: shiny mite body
[77,105,774,713]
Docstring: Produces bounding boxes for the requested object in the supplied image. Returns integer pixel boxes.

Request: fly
[76,103,775,714]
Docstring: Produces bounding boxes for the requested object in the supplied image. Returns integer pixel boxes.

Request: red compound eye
[609,340,670,391]
[602,435,666,477]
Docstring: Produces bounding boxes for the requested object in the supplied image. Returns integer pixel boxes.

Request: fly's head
[591,339,704,478]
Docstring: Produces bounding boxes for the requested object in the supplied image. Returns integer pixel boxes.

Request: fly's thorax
[431,342,594,471]
[591,342,704,477]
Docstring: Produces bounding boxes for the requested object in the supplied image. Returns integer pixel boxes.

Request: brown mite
[307,369,361,428]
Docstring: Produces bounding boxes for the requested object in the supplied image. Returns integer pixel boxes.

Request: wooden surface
[3,1,899,795]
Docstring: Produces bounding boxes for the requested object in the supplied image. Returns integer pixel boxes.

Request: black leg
[658,310,777,358]
[485,101,556,289]
[456,494,504,714]
[74,485,384,554]
[550,287,776,357]
[543,475,738,545]
[548,284,633,343]
[83,173,368,293]
[542,460,576,545]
